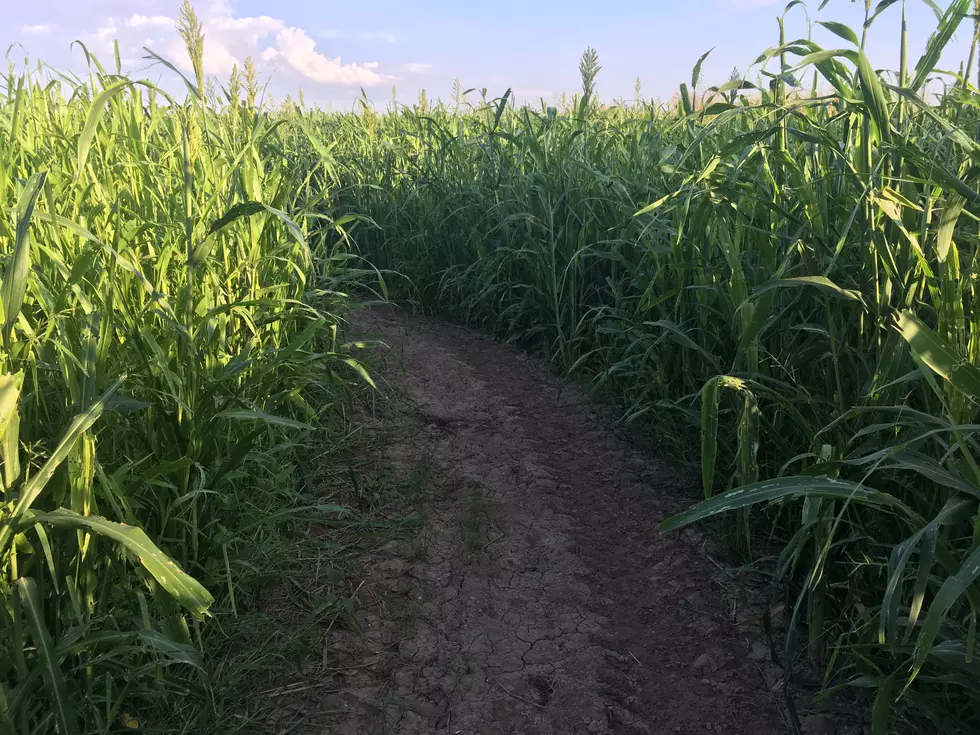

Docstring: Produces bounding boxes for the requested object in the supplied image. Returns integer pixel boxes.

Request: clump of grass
[463,489,488,557]
[405,453,434,560]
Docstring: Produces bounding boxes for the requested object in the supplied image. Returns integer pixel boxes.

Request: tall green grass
[0,5,366,731]
[323,1,980,730]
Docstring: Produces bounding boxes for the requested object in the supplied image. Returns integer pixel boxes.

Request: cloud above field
[318,29,396,43]
[65,0,388,87]
[126,15,174,29]
[261,28,382,85]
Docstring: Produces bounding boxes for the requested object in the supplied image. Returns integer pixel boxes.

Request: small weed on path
[463,488,489,558]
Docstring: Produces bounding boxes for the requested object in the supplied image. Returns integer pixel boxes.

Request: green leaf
[1,172,46,347]
[880,497,972,645]
[817,20,860,46]
[872,670,898,735]
[752,276,865,304]
[910,0,969,91]
[493,88,512,131]
[338,356,377,389]
[701,102,737,116]
[76,80,132,179]
[848,448,980,499]
[701,377,722,499]
[857,50,892,143]
[0,371,23,487]
[142,47,200,99]
[0,682,15,733]
[643,320,722,371]
[660,476,911,533]
[894,311,980,398]
[908,541,980,686]
[206,201,310,266]
[796,48,859,68]
[634,192,675,217]
[678,83,693,116]
[738,392,760,486]
[16,577,79,735]
[215,408,311,431]
[56,629,202,668]
[936,194,965,263]
[6,380,121,526]
[32,509,213,617]
[692,48,713,91]
[867,0,902,27]
[210,428,264,490]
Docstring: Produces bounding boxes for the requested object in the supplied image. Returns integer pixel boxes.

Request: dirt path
[311,305,790,734]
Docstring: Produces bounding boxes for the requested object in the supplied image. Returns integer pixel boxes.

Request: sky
[2,0,975,108]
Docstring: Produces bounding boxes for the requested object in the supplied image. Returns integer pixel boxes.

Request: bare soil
[297,305,808,734]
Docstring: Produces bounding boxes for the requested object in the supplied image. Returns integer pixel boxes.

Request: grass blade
[16,578,79,735]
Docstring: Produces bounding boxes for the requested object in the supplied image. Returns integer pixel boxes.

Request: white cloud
[97,21,118,41]
[271,27,382,85]
[21,24,53,35]
[206,40,239,74]
[360,31,396,43]
[317,29,395,42]
[405,63,432,74]
[210,13,283,48]
[126,15,173,29]
[85,2,385,87]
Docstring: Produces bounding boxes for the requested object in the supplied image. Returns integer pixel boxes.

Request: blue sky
[3,0,973,107]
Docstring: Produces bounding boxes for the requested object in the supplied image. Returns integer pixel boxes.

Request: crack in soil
[310,306,789,734]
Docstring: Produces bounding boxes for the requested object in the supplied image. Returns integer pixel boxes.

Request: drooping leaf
[818,20,860,46]
[215,408,311,431]
[895,311,980,398]
[752,276,865,304]
[32,509,213,617]
[661,476,911,533]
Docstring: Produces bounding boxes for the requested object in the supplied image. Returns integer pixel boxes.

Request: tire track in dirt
[313,305,787,734]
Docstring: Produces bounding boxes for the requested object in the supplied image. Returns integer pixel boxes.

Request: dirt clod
[803,714,839,735]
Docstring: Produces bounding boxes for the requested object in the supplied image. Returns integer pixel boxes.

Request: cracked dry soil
[314,305,787,734]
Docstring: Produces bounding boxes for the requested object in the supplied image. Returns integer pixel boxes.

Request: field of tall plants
[320,1,980,731]
[0,3,370,732]
[9,0,980,731]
